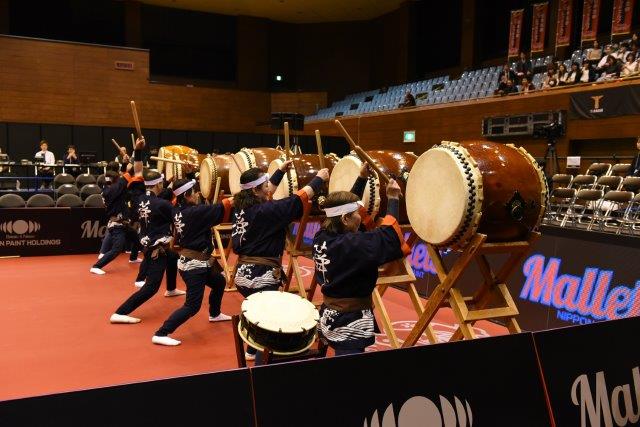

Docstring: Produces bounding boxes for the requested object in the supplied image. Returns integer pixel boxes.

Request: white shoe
[164,289,186,297]
[129,258,143,263]
[110,313,141,324]
[134,280,145,288]
[98,254,104,260]
[209,313,232,322]
[125,251,131,254]
[152,335,181,346]
[90,267,106,275]
[244,352,256,361]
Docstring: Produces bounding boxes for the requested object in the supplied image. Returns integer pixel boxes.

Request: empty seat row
[0,193,104,208]
[56,183,102,199]
[53,173,104,189]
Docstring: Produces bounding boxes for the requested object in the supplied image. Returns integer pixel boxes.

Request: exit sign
[403,130,416,143]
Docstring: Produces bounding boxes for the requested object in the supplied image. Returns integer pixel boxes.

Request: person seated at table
[35,140,55,189]
[64,144,81,177]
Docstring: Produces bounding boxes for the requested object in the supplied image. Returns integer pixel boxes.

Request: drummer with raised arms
[312,178,411,355]
[232,160,330,361]
[150,178,234,346]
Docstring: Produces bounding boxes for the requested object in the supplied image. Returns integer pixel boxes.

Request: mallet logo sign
[590,95,604,113]
[364,395,473,427]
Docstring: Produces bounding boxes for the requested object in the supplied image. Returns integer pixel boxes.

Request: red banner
[581,0,601,42]
[611,0,635,35]
[555,0,573,47]
[531,3,549,53]
[508,9,525,57]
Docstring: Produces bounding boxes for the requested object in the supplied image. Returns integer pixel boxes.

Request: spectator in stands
[580,62,595,82]
[399,90,416,108]
[586,40,602,64]
[35,140,55,189]
[116,146,130,164]
[515,52,533,83]
[566,62,581,84]
[520,77,536,93]
[613,43,628,61]
[596,45,614,73]
[597,55,622,81]
[496,77,518,96]
[541,66,558,89]
[498,64,517,85]
[557,64,570,86]
[621,53,639,77]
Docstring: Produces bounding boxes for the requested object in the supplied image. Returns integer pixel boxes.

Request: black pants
[93,227,126,269]
[124,226,140,260]
[115,248,173,315]
[155,265,226,336]
[134,249,177,290]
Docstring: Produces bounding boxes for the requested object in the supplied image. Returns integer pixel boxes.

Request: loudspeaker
[271,112,304,131]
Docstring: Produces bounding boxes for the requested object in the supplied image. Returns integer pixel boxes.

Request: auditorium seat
[621,176,640,193]
[0,194,26,208]
[570,174,597,189]
[56,184,79,196]
[84,194,105,208]
[610,163,631,177]
[76,174,96,187]
[96,174,106,189]
[595,176,622,192]
[26,194,55,208]
[80,184,101,200]
[586,163,611,177]
[53,173,75,189]
[55,194,83,208]
[618,193,640,234]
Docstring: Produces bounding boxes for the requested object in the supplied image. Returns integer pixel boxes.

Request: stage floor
[0,254,506,401]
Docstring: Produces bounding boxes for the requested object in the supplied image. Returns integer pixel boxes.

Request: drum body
[157,145,199,181]
[229,148,283,194]
[238,291,319,355]
[328,150,416,224]
[406,140,547,250]
[267,154,338,213]
[199,154,233,200]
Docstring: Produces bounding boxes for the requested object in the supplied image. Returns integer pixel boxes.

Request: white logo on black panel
[364,395,473,427]
[0,220,41,235]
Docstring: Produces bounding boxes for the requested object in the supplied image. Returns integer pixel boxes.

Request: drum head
[199,157,214,199]
[406,146,482,247]
[229,151,253,194]
[242,291,319,334]
[267,158,297,200]
[329,156,380,217]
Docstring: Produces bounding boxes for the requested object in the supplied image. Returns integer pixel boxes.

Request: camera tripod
[542,137,559,177]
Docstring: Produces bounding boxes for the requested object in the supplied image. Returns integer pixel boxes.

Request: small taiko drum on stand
[406,140,547,250]
[229,148,284,194]
[267,154,339,213]
[200,154,234,201]
[238,291,319,355]
[329,150,417,224]
[157,145,199,181]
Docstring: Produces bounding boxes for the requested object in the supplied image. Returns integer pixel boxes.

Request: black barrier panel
[534,316,640,427]
[0,208,106,257]
[251,333,551,427]
[0,369,255,426]
[408,226,640,331]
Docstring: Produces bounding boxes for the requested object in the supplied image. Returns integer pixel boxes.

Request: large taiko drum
[238,291,319,355]
[328,150,417,224]
[267,154,339,212]
[157,146,199,181]
[229,148,283,194]
[200,154,234,200]
[406,141,547,250]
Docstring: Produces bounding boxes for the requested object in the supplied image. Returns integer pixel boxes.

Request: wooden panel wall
[270,92,327,116]
[0,35,273,132]
[304,80,640,172]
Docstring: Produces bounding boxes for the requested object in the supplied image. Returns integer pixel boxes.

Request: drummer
[232,161,329,361]
[151,178,233,346]
[312,178,410,355]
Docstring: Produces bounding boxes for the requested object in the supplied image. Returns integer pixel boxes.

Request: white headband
[324,201,364,218]
[144,174,164,186]
[174,179,196,196]
[240,173,269,190]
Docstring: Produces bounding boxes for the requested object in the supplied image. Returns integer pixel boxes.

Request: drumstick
[149,156,197,166]
[130,101,142,138]
[131,133,136,150]
[111,139,121,152]
[212,176,222,203]
[284,121,291,160]
[314,130,325,169]
[334,120,390,184]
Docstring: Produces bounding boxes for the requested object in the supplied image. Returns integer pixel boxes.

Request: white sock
[98,253,104,260]
[110,313,141,324]
[164,289,186,297]
[134,281,145,288]
[152,335,181,346]
[90,267,106,275]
